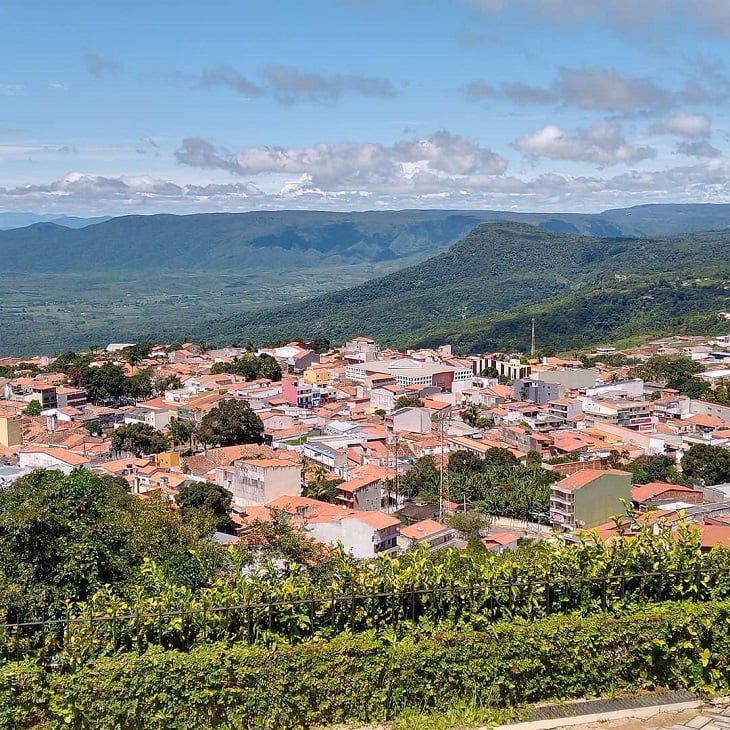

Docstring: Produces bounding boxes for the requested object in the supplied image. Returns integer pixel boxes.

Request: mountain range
[1,204,730,356]
[209,222,730,351]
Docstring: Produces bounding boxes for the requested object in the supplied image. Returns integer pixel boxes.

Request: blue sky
[1,0,729,215]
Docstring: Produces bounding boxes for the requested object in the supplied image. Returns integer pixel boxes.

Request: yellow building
[0,412,22,448]
[303,367,331,385]
[155,451,181,468]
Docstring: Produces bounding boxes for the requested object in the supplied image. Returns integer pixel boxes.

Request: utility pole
[438,414,445,519]
[531,317,536,359]
[394,429,399,511]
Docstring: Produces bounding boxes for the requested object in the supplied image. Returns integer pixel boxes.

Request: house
[385,407,432,435]
[630,481,704,510]
[398,519,458,550]
[55,386,87,410]
[345,358,472,392]
[123,405,171,430]
[581,397,655,432]
[18,446,91,474]
[467,354,531,382]
[216,456,301,508]
[481,531,520,554]
[0,411,21,448]
[267,495,400,558]
[281,376,320,408]
[335,466,384,511]
[550,468,633,531]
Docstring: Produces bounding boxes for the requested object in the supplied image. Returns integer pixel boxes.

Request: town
[3,331,730,557]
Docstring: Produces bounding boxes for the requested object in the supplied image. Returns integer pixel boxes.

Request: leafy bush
[2,600,730,729]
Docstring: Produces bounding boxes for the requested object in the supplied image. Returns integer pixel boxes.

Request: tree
[309,338,330,354]
[121,342,152,367]
[483,447,519,467]
[302,465,342,503]
[444,510,491,539]
[85,420,102,437]
[681,443,730,486]
[0,468,133,620]
[398,456,440,498]
[628,454,685,485]
[196,399,264,447]
[153,374,182,394]
[211,354,282,382]
[634,354,706,395]
[176,482,233,532]
[461,403,481,427]
[120,492,225,589]
[24,399,42,416]
[234,509,334,574]
[448,449,483,474]
[168,417,194,451]
[394,395,424,410]
[112,423,170,456]
[258,353,282,382]
[123,369,153,400]
[84,363,126,403]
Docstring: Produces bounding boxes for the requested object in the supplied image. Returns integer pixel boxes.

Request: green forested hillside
[3,205,730,355]
[211,223,730,350]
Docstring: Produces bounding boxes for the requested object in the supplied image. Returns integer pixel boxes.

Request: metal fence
[2,565,729,663]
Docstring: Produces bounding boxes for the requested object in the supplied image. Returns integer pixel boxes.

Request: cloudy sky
[1,0,730,215]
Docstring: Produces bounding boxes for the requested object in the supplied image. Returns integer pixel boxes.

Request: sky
[1,0,730,216]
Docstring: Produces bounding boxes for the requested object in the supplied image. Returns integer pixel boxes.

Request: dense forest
[211,222,730,352]
[4,207,730,355]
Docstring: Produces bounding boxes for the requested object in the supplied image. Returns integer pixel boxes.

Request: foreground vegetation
[2,599,730,729]
[2,468,730,727]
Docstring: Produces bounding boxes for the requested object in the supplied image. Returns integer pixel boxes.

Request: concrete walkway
[494,696,730,730]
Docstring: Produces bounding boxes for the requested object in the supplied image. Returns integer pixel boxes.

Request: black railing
[2,565,728,663]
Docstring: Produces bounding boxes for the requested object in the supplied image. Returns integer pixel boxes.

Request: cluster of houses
[2,332,730,556]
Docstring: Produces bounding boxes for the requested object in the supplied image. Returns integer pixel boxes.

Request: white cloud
[200,63,397,105]
[556,67,672,111]
[513,121,655,165]
[175,132,508,190]
[0,84,24,96]
[652,113,712,137]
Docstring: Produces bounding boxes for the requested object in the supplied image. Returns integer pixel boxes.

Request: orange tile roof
[400,519,451,540]
[355,510,400,529]
[19,446,90,466]
[481,532,519,547]
[556,468,629,491]
[631,481,698,503]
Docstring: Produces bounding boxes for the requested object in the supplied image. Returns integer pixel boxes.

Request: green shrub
[1,599,729,730]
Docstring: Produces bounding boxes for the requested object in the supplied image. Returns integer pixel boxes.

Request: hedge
[1,599,729,729]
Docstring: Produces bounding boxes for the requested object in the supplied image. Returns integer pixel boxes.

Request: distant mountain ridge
[2,205,730,355]
[2,204,730,273]
[208,221,730,351]
[0,213,111,230]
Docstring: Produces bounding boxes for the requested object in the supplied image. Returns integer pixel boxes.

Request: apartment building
[550,468,632,531]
